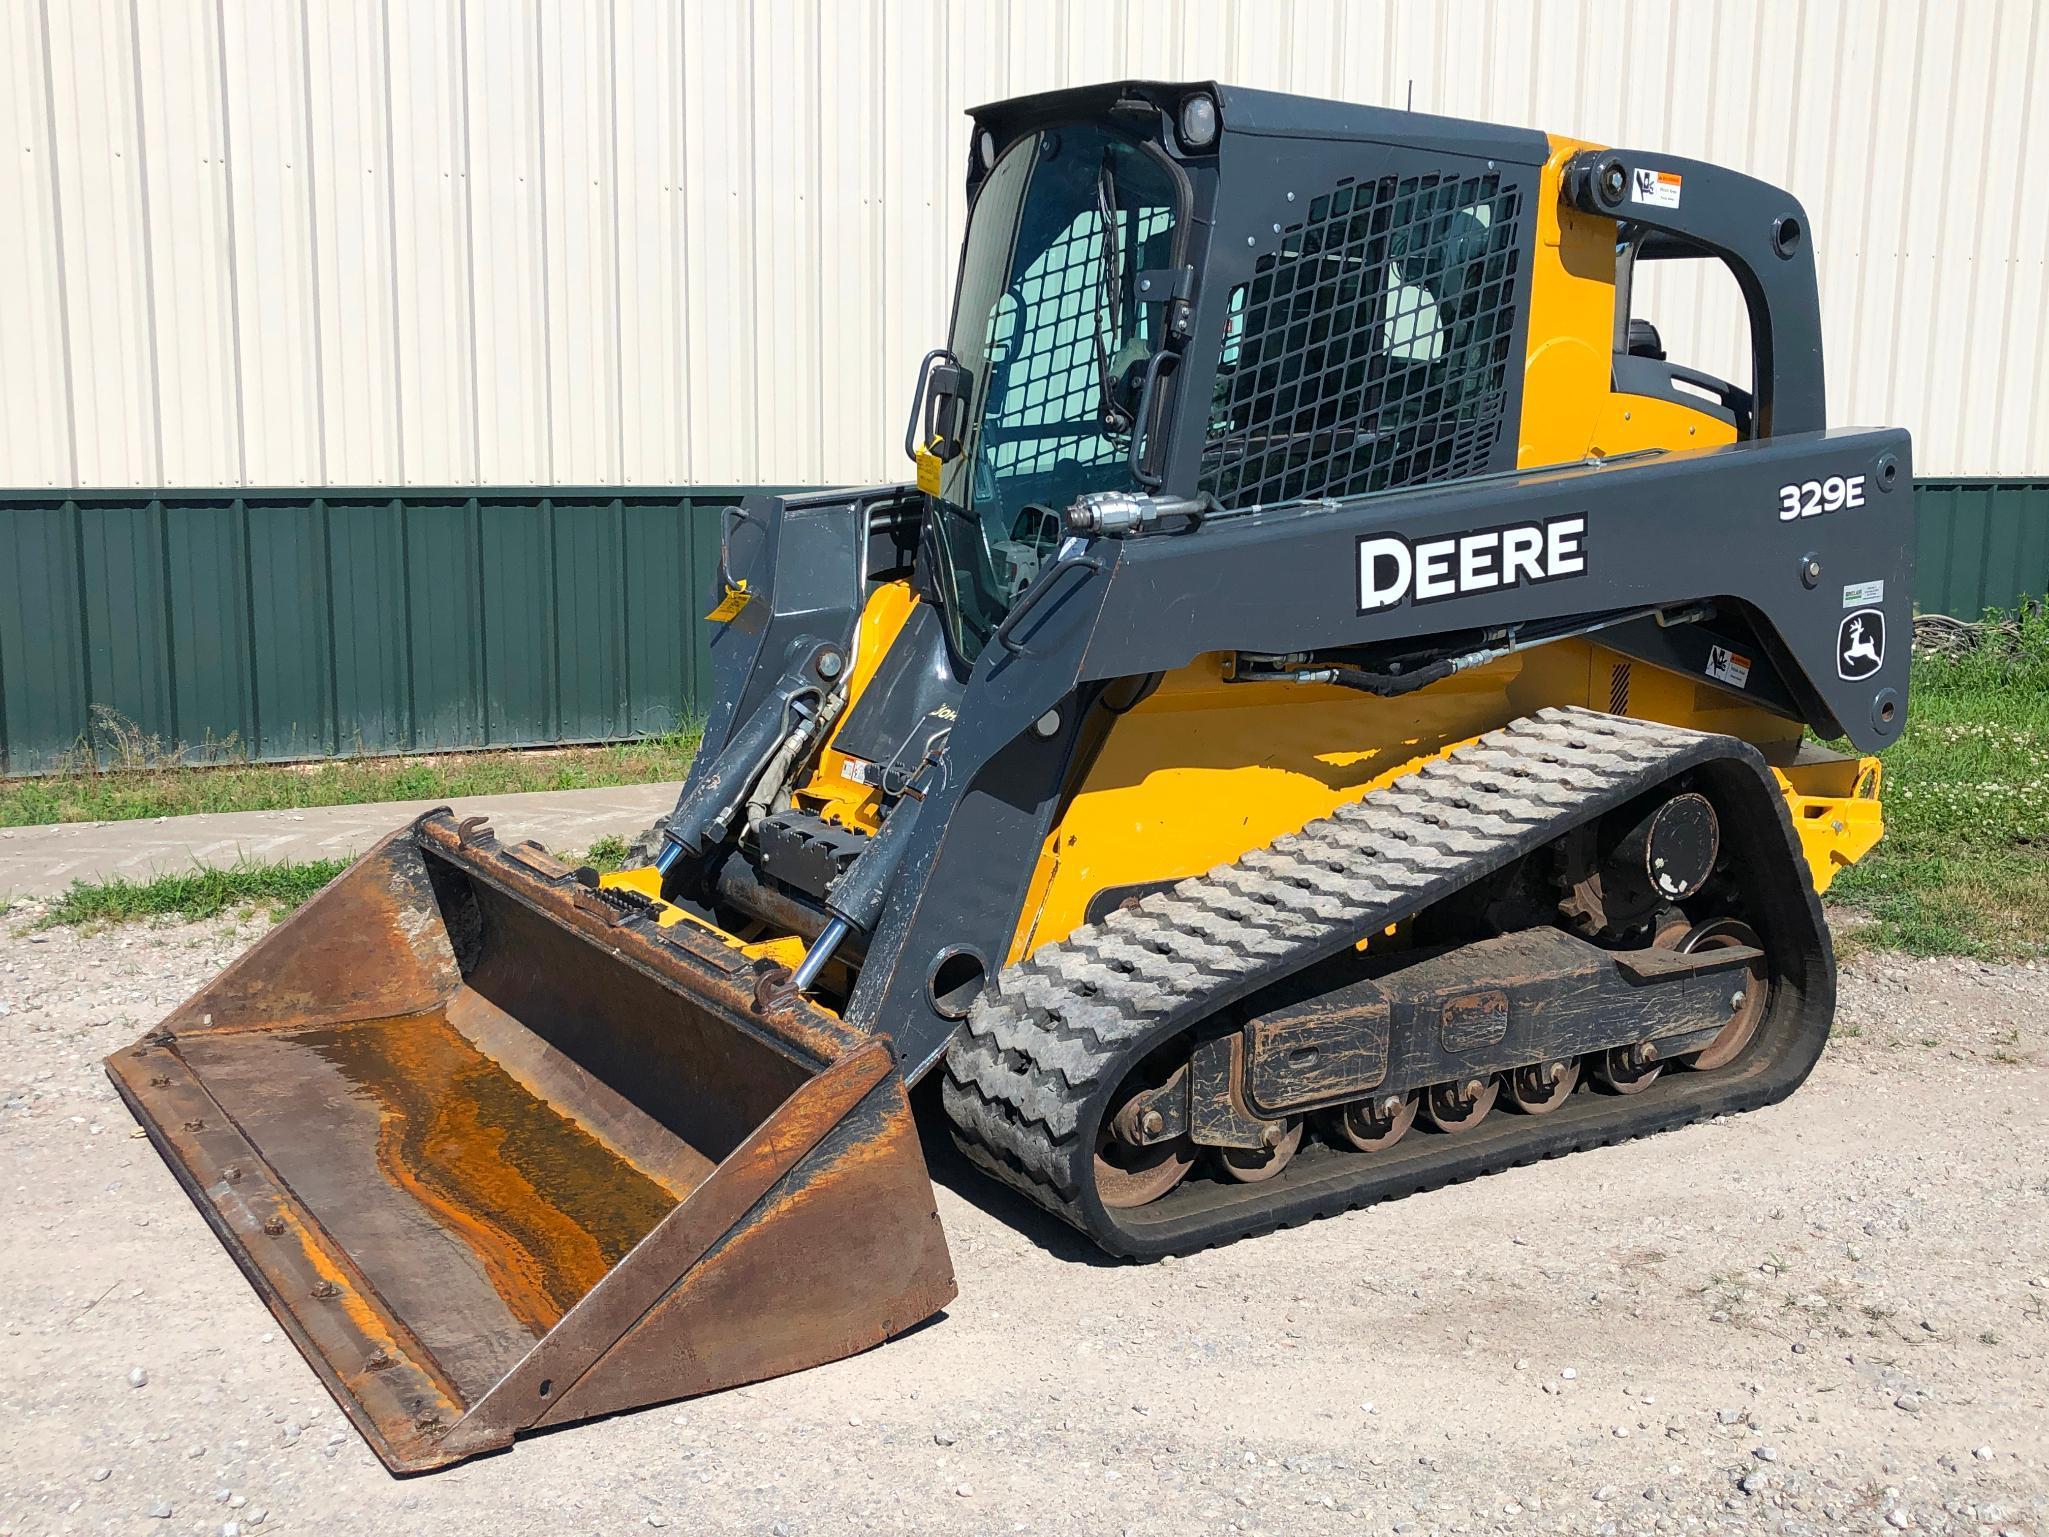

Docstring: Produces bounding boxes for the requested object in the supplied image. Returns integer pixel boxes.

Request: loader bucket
[106,810,955,1473]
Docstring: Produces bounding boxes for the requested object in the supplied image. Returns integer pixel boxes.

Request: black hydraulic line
[1225,657,1456,697]
[1225,603,1716,701]
[1315,659,1456,696]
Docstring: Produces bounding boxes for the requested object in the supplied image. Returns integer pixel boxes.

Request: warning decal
[1704,645,1751,689]
[1631,167,1683,209]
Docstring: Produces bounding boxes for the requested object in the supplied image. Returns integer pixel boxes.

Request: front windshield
[928,123,1183,662]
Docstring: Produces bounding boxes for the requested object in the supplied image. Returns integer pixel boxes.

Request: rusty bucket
[106,811,955,1473]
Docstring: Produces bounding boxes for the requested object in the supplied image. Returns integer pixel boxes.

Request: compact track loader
[113,83,1912,1471]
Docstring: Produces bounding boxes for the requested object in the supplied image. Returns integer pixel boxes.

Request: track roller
[1505,1058,1580,1114]
[1330,1091,1419,1152]
[1592,1041,1663,1094]
[1425,1075,1500,1132]
[1216,1118,1304,1182]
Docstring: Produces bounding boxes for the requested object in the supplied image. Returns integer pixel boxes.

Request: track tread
[939,707,1828,1257]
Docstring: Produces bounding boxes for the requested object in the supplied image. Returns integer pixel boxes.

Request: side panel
[1084,430,1914,750]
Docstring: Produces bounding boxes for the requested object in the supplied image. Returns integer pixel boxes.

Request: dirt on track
[1,916,2045,1537]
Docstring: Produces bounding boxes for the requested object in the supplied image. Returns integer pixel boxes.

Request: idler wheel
[1678,918,1770,1071]
[1093,1075,1195,1209]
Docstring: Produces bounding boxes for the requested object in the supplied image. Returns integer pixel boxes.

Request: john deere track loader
[113,82,1911,1471]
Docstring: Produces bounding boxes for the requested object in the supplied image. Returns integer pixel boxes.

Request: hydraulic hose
[741,687,845,838]
[1294,658,1460,697]
[658,683,819,871]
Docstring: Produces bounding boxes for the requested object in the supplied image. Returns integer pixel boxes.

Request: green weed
[584,835,632,874]
[28,833,641,931]
[1830,604,2049,959]
[36,859,351,927]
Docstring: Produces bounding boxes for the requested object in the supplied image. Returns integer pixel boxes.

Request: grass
[1827,602,2049,960]
[583,834,633,874]
[35,858,353,927]
[0,711,700,828]
[20,833,644,933]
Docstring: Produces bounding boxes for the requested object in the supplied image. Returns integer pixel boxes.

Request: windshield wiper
[1092,154,1131,432]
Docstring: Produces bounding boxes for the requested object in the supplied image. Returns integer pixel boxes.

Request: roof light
[1178,93,1218,149]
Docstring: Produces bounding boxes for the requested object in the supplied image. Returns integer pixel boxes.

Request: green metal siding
[1914,480,2049,619]
[4,479,2045,776]
[0,487,767,775]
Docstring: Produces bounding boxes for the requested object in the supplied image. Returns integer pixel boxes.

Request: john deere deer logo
[1837,609,1885,681]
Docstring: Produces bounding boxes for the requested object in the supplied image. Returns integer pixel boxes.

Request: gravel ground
[1,913,2045,1537]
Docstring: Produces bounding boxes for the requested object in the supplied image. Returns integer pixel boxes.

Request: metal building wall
[0,485,766,774]
[1914,480,2049,619]
[3,0,2044,491]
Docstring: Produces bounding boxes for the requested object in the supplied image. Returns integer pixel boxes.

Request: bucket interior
[170,845,815,1402]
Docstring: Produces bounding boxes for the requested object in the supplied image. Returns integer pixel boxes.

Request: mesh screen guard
[1200,171,1524,507]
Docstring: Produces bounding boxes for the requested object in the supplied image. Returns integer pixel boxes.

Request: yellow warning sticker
[705,582,751,623]
[914,445,943,496]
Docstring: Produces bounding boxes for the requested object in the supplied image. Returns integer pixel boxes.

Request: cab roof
[967,80,1551,168]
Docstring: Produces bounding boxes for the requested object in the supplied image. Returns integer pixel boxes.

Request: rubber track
[940,706,1828,1258]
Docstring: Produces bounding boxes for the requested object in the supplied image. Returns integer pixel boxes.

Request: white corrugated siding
[2,0,2042,488]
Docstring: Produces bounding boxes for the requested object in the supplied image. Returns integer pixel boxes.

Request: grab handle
[1125,348,1180,489]
[992,554,1104,658]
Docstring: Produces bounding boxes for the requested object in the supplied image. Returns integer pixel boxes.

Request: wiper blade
[1092,154,1130,432]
